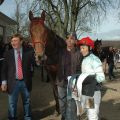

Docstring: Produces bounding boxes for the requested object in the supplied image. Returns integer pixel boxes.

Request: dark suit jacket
[1,46,35,94]
[56,48,82,87]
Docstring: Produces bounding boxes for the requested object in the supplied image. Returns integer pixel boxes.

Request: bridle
[32,40,47,49]
[30,19,48,57]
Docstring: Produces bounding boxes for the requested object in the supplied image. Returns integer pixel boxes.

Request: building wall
[0,13,17,43]
[102,41,120,48]
[0,24,7,43]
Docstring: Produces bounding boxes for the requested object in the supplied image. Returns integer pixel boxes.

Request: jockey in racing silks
[76,37,105,120]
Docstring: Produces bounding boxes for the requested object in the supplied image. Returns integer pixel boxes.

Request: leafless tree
[9,0,31,37]
[29,0,115,38]
[9,0,117,38]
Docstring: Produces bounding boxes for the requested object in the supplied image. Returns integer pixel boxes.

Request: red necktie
[17,51,23,80]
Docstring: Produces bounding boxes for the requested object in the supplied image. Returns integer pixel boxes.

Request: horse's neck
[45,40,58,56]
[44,41,59,65]
[45,30,66,64]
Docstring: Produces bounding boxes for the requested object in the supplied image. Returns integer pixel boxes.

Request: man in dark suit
[1,34,35,120]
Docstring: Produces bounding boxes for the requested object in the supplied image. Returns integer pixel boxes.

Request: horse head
[94,39,102,48]
[93,39,102,58]
[29,10,47,60]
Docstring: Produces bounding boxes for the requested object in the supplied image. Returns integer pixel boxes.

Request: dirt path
[0,65,120,120]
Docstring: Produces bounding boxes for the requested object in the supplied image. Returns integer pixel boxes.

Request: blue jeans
[108,63,114,79]
[66,99,79,120]
[57,86,67,120]
[58,86,79,120]
[8,80,31,120]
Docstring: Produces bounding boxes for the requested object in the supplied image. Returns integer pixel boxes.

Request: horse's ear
[29,10,34,21]
[41,10,45,21]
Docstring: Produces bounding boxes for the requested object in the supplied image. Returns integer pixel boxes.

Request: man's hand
[1,84,7,92]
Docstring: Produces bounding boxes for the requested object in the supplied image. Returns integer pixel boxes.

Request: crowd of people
[0,33,119,120]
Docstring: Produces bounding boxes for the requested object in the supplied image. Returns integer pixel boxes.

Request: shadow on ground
[100,99,120,120]
[17,106,56,120]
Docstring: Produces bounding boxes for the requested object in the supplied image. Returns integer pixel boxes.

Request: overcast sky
[0,0,120,40]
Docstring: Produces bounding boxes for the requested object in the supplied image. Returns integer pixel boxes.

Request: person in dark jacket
[1,34,37,120]
[106,46,115,80]
[56,33,82,120]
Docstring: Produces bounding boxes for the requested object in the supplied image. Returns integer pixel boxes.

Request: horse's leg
[52,80,60,114]
[47,70,60,114]
[43,65,50,82]
[41,61,50,82]
[46,74,50,82]
[40,61,44,81]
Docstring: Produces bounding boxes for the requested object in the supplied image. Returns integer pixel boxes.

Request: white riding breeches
[82,91,101,120]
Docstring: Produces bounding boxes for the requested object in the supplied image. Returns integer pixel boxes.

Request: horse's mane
[44,26,66,50]
[39,25,66,64]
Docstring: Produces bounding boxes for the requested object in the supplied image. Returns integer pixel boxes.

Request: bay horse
[29,10,66,114]
[93,39,107,62]
[93,39,110,74]
[93,39,102,60]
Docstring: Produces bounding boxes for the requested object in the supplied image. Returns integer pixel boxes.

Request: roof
[0,11,17,25]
